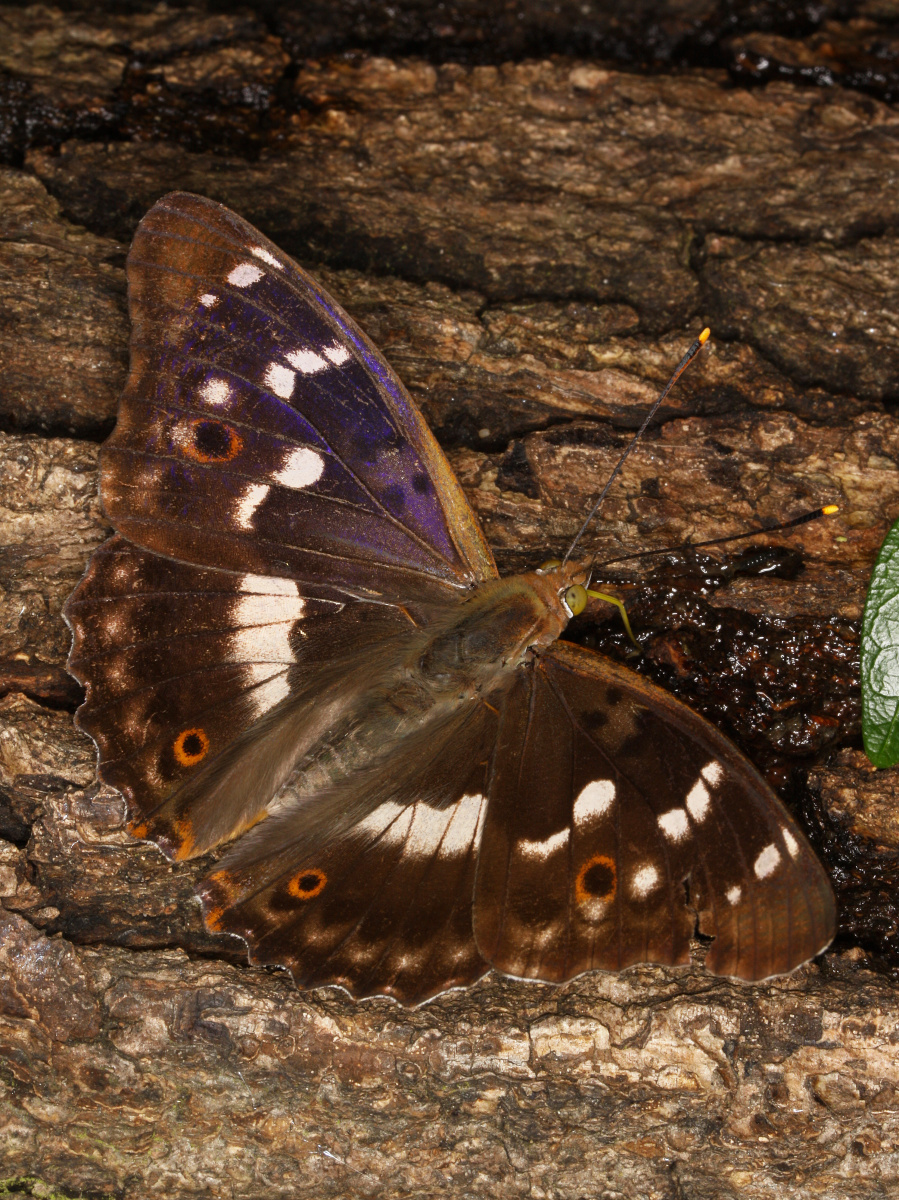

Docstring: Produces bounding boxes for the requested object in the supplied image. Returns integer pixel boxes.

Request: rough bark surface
[2,3,899,1197]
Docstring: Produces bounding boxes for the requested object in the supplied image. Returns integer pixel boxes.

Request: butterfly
[64,192,836,1005]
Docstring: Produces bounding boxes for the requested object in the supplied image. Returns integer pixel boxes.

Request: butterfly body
[64,192,835,1005]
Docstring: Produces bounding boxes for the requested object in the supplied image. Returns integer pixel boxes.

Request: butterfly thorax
[413,570,572,700]
[293,572,573,775]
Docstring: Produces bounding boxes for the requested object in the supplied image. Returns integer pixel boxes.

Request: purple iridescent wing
[102,192,496,604]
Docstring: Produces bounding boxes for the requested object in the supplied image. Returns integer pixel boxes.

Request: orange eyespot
[575,854,617,904]
[173,727,210,766]
[182,420,243,464]
[287,869,327,900]
[563,584,588,616]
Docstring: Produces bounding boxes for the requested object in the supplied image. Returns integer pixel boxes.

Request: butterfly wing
[65,536,417,858]
[473,641,836,983]
[66,192,498,857]
[197,705,498,1004]
[103,191,496,604]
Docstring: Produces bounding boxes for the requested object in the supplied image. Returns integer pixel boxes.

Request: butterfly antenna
[561,328,711,568]
[591,504,840,570]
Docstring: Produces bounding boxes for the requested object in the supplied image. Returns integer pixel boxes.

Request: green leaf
[862,518,899,767]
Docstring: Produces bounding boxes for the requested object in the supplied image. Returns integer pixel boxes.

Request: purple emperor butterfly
[64,193,836,1005]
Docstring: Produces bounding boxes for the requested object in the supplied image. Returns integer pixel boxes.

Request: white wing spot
[632,864,660,898]
[251,246,281,269]
[241,665,292,717]
[405,804,457,857]
[238,574,301,596]
[199,377,230,406]
[324,343,351,365]
[235,483,270,530]
[229,590,306,659]
[275,447,325,489]
[726,885,742,905]
[440,793,486,857]
[199,293,218,307]
[356,802,412,849]
[228,262,264,288]
[356,794,486,860]
[264,362,296,400]
[701,761,724,787]
[287,348,329,375]
[754,843,782,879]
[573,779,615,823]
[685,780,711,823]
[520,829,569,859]
[658,808,689,842]
[781,826,800,858]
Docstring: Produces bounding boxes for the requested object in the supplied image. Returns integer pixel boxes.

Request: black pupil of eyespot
[182,733,203,757]
[298,873,320,892]
[194,421,232,457]
[582,861,614,897]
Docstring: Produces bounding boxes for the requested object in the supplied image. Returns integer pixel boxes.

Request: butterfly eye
[539,558,562,573]
[563,584,588,616]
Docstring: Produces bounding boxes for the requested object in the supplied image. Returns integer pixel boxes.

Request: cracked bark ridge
[2,4,899,1197]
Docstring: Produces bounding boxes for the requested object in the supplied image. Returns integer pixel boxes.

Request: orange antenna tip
[699,327,711,345]
[822,504,839,516]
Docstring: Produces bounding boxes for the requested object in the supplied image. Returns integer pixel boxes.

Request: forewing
[198,708,498,1004]
[103,191,496,604]
[473,641,836,983]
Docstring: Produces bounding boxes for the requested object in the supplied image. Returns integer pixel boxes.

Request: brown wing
[65,536,412,859]
[197,706,498,1005]
[473,641,836,984]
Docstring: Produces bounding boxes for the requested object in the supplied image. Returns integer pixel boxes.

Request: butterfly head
[535,557,592,619]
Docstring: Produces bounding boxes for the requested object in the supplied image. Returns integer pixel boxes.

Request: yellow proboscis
[587,589,638,647]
